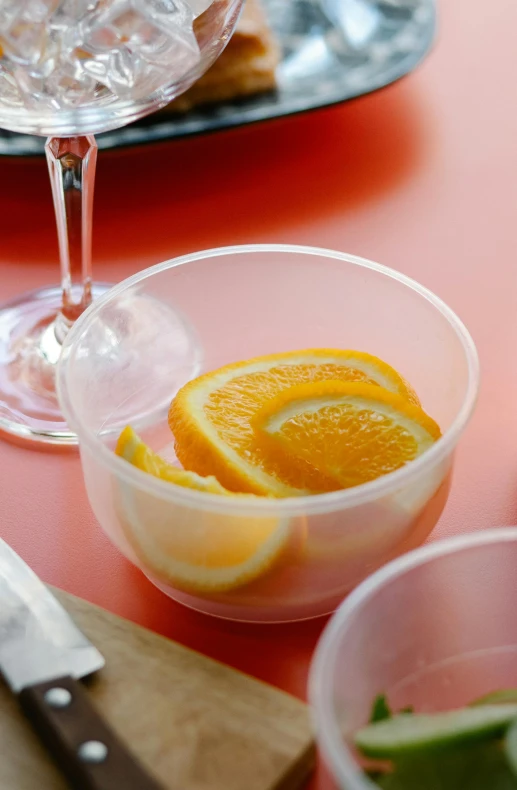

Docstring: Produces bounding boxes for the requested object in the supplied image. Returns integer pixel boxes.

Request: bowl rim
[308,527,517,790]
[56,243,480,517]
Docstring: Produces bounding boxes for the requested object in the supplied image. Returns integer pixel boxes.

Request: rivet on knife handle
[18,675,164,790]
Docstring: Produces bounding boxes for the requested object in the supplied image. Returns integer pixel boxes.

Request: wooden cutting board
[0,588,315,790]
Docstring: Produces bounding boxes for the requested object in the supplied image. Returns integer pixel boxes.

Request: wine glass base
[0,283,111,448]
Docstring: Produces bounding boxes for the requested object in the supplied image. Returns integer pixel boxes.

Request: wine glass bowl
[0,0,243,136]
[57,244,479,622]
[0,0,244,446]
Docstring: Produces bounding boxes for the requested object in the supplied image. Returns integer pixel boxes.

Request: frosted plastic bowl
[309,528,517,789]
[57,244,479,622]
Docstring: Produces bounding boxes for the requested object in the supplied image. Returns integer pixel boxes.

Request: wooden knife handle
[18,675,163,790]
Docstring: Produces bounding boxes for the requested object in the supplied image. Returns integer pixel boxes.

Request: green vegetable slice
[472,690,517,707]
[355,705,517,758]
[373,742,517,789]
[505,718,517,778]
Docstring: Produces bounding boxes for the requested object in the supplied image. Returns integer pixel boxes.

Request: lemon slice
[253,381,441,490]
[169,348,420,497]
[115,426,291,593]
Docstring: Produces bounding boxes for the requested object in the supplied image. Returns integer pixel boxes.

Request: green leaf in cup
[370,694,393,723]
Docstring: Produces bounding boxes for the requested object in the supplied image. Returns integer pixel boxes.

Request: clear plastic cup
[56,244,479,623]
[309,528,517,789]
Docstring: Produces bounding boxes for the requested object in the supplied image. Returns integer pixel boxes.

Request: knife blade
[0,539,104,692]
[0,538,163,790]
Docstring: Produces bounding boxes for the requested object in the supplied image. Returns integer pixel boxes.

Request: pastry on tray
[167,0,280,112]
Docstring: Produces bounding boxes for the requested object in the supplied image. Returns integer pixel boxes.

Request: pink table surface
[1,0,517,786]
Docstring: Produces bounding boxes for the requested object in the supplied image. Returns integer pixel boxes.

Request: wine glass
[0,0,243,447]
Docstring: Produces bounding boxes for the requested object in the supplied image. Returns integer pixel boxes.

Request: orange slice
[253,381,441,490]
[169,348,420,497]
[114,426,291,592]
[116,425,231,495]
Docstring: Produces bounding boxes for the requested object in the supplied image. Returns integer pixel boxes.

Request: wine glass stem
[45,135,97,340]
